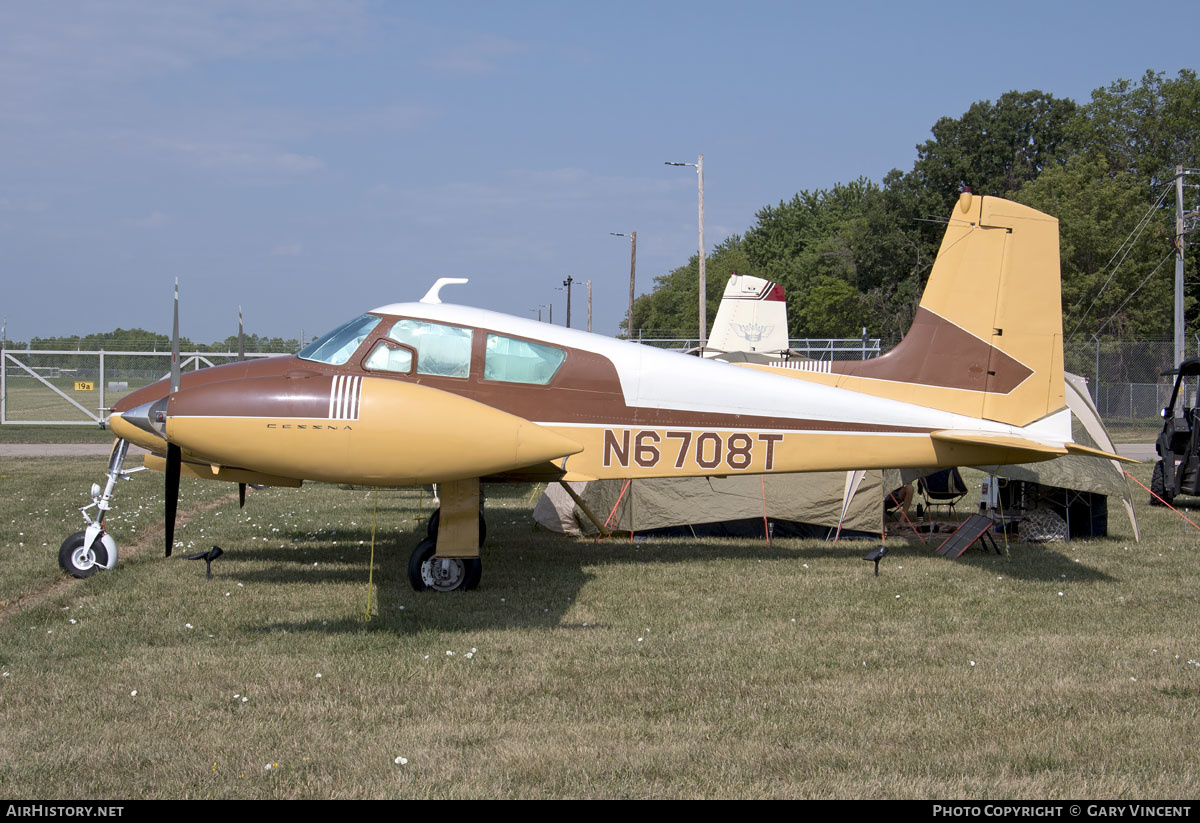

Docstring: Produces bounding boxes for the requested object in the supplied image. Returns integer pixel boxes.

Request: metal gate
[1,349,282,425]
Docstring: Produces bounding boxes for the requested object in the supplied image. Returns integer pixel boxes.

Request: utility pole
[628,232,636,338]
[698,154,705,348]
[611,231,637,337]
[586,280,592,332]
[562,275,574,328]
[1176,165,1187,368]
[665,155,705,347]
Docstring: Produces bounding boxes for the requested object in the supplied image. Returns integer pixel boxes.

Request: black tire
[58,531,108,578]
[407,536,482,592]
[425,508,487,546]
[1150,460,1172,507]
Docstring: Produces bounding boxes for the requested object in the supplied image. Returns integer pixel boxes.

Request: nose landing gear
[58,438,143,578]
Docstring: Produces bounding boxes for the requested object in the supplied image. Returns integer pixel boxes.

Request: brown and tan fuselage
[107,193,1121,564]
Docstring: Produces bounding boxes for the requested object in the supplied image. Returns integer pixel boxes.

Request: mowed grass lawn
[0,378,148,424]
[1,454,1198,799]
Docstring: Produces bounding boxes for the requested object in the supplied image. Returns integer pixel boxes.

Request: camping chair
[916,467,969,522]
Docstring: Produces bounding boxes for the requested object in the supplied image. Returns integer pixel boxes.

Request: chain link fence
[632,331,883,360]
[1,349,284,425]
[1065,337,1197,437]
[634,333,1188,437]
[3,337,1191,439]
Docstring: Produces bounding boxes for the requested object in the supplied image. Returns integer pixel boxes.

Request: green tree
[1016,156,1175,340]
[789,276,870,338]
[209,333,300,354]
[1068,69,1200,187]
[743,178,929,340]
[630,71,1198,351]
[904,90,1077,217]
[1058,70,1200,336]
[627,237,759,338]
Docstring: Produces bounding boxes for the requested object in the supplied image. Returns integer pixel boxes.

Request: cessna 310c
[60,192,1126,591]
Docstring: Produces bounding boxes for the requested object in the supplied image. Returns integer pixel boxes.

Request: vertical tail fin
[782,193,1065,428]
[706,274,790,356]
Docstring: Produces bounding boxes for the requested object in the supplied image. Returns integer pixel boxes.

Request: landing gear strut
[58,438,142,578]
[407,499,486,593]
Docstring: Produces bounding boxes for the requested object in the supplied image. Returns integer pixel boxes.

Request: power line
[1066,181,1175,343]
[1090,250,1176,338]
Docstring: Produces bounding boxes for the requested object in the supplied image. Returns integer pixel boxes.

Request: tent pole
[558,480,611,538]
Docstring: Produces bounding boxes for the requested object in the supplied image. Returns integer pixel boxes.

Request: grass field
[0,377,150,423]
[1,455,1198,799]
[0,425,117,444]
[0,376,151,441]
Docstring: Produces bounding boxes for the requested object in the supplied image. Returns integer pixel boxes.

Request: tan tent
[534,374,1136,542]
[976,372,1139,541]
[534,470,883,538]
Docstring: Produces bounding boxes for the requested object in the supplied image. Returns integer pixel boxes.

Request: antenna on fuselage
[420,278,469,304]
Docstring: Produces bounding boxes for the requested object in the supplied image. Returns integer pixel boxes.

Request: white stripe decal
[328,374,362,421]
[770,359,833,373]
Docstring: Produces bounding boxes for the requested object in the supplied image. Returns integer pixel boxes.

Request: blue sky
[1,0,1196,344]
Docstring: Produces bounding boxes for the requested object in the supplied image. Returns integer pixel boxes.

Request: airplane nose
[118,398,170,439]
[108,397,171,452]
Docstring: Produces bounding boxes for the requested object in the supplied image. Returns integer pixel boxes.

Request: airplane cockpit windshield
[297,314,382,366]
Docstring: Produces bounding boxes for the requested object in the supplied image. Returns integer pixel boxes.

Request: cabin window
[364,341,414,373]
[385,319,472,378]
[297,314,381,366]
[483,334,566,385]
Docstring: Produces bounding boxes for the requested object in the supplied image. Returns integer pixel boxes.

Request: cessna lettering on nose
[62,193,1128,592]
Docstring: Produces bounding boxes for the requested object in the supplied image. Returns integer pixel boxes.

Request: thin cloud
[427,35,529,74]
[146,137,326,177]
[0,198,48,213]
[128,211,168,228]
[0,1,370,104]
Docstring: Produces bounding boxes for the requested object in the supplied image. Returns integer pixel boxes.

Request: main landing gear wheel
[408,537,482,592]
[58,531,109,579]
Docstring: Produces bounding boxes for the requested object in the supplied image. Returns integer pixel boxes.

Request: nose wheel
[58,531,110,578]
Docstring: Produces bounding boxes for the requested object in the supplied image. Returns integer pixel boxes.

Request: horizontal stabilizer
[930,430,1067,459]
[1064,442,1140,464]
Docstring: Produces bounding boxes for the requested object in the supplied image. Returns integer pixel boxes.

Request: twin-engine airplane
[60,192,1125,591]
